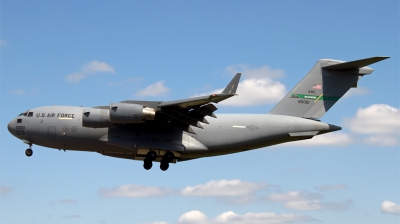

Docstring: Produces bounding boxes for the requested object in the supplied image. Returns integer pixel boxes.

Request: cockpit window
[23,112,28,116]
[28,112,33,117]
[18,113,24,116]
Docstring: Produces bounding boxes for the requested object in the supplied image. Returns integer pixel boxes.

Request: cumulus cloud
[193,64,286,106]
[65,61,115,83]
[178,210,208,224]
[0,186,14,195]
[136,81,170,97]
[177,210,315,224]
[225,64,285,79]
[315,184,348,191]
[98,184,171,198]
[268,191,322,202]
[181,179,266,197]
[344,104,400,135]
[363,135,398,146]
[284,200,352,211]
[342,87,370,98]
[268,190,351,211]
[381,201,400,214]
[281,132,352,147]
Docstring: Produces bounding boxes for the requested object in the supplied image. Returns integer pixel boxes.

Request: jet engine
[109,103,155,123]
[82,108,114,128]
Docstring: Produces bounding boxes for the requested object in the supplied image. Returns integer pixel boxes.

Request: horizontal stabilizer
[322,56,390,71]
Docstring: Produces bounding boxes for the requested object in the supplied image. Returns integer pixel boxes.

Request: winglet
[322,56,390,71]
[222,73,241,94]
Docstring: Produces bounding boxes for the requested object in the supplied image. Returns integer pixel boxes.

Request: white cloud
[181,179,266,197]
[98,184,170,198]
[194,78,286,106]
[65,61,115,83]
[268,191,322,202]
[363,135,398,146]
[344,104,400,135]
[381,201,400,214]
[178,210,208,224]
[315,184,348,191]
[284,200,352,211]
[285,200,323,210]
[224,64,285,79]
[177,210,315,224]
[9,89,26,95]
[342,87,370,98]
[281,132,352,147]
[0,186,14,195]
[193,64,286,106]
[136,81,170,97]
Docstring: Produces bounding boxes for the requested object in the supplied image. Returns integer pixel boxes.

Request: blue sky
[1,1,399,224]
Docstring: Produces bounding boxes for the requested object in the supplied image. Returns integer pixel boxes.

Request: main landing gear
[143,151,174,171]
[25,143,33,157]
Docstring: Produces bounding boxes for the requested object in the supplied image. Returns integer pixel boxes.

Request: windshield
[18,110,30,117]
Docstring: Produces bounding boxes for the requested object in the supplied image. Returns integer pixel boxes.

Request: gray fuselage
[7,106,340,161]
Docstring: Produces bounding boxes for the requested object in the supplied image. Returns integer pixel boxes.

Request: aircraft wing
[154,73,241,133]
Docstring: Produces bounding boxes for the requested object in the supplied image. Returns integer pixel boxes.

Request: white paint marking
[232,125,246,128]
[59,118,72,120]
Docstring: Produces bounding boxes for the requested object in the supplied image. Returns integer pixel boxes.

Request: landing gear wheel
[163,152,174,162]
[143,160,153,170]
[160,162,169,171]
[25,148,33,157]
[146,151,157,161]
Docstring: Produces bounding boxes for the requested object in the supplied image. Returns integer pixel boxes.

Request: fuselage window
[17,119,22,123]
[28,112,33,117]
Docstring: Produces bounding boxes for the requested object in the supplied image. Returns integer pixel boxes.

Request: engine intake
[109,103,155,123]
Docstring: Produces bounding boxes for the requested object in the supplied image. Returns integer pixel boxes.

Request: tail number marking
[298,100,309,104]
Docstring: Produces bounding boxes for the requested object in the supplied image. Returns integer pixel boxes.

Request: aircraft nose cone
[7,119,14,134]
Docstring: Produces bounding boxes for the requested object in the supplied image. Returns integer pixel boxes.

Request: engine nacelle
[109,103,155,123]
[82,108,114,128]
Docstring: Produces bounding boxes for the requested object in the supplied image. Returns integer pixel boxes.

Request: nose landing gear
[25,143,33,157]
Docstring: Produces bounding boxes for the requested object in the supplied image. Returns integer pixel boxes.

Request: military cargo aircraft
[7,56,389,171]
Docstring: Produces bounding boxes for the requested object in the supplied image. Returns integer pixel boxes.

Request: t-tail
[268,56,390,119]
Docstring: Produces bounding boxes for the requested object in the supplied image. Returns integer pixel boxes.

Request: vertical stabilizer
[268,56,389,119]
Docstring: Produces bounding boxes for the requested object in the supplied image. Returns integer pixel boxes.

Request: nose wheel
[25,148,33,157]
